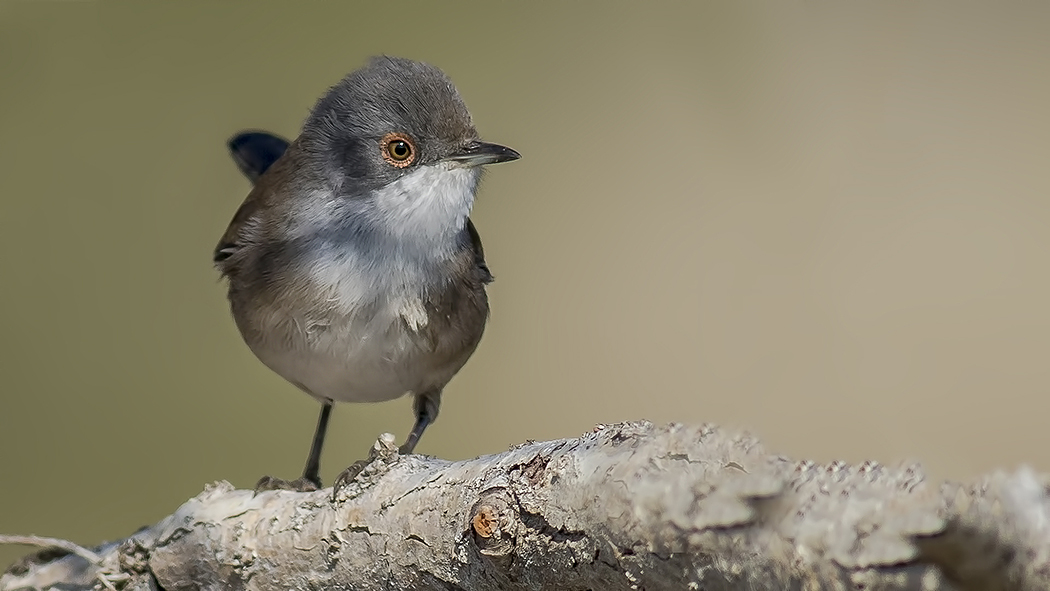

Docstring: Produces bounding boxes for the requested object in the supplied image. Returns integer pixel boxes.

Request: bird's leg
[331,390,442,501]
[301,401,333,485]
[400,389,442,454]
[255,401,333,493]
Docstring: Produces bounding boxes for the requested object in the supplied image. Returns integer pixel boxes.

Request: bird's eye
[380,133,416,167]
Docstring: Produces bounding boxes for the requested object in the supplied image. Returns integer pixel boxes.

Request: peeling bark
[3,421,1049,591]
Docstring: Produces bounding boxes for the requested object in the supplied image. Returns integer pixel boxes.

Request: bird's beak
[443,140,521,167]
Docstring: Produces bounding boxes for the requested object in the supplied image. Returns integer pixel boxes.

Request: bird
[214,56,520,492]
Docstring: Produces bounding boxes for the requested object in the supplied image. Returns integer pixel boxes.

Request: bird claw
[331,432,402,502]
[331,459,371,501]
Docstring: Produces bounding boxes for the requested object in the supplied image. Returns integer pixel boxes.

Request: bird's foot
[331,459,370,500]
[331,432,401,502]
[254,475,320,494]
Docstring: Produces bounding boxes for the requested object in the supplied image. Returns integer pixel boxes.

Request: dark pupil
[391,141,409,158]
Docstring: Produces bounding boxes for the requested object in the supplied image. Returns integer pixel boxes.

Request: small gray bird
[215,56,520,491]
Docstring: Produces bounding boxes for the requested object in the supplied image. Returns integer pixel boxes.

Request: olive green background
[2,1,1049,568]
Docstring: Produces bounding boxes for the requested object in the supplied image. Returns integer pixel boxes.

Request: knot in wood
[473,506,499,538]
[470,490,517,557]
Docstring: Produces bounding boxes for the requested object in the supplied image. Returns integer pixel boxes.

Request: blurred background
[2,1,1049,568]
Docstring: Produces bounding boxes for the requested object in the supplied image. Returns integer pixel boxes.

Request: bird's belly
[269,344,420,403]
[238,295,483,404]
[249,317,429,403]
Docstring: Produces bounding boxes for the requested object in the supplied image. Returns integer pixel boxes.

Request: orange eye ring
[380,132,416,167]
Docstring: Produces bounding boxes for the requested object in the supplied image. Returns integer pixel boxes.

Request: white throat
[369,163,480,248]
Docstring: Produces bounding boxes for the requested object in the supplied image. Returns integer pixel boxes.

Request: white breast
[244,163,482,404]
[306,163,478,317]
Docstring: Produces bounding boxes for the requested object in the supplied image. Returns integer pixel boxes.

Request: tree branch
[3,421,1048,590]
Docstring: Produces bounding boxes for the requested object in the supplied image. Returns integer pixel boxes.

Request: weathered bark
[3,421,1048,591]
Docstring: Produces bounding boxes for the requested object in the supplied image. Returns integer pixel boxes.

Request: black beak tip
[473,141,521,165]
[502,146,522,162]
[443,140,522,166]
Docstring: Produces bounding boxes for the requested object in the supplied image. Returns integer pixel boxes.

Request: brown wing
[215,131,292,266]
[465,217,493,284]
[213,191,264,265]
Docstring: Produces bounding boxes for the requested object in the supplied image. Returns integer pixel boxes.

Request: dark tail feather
[228,131,291,183]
